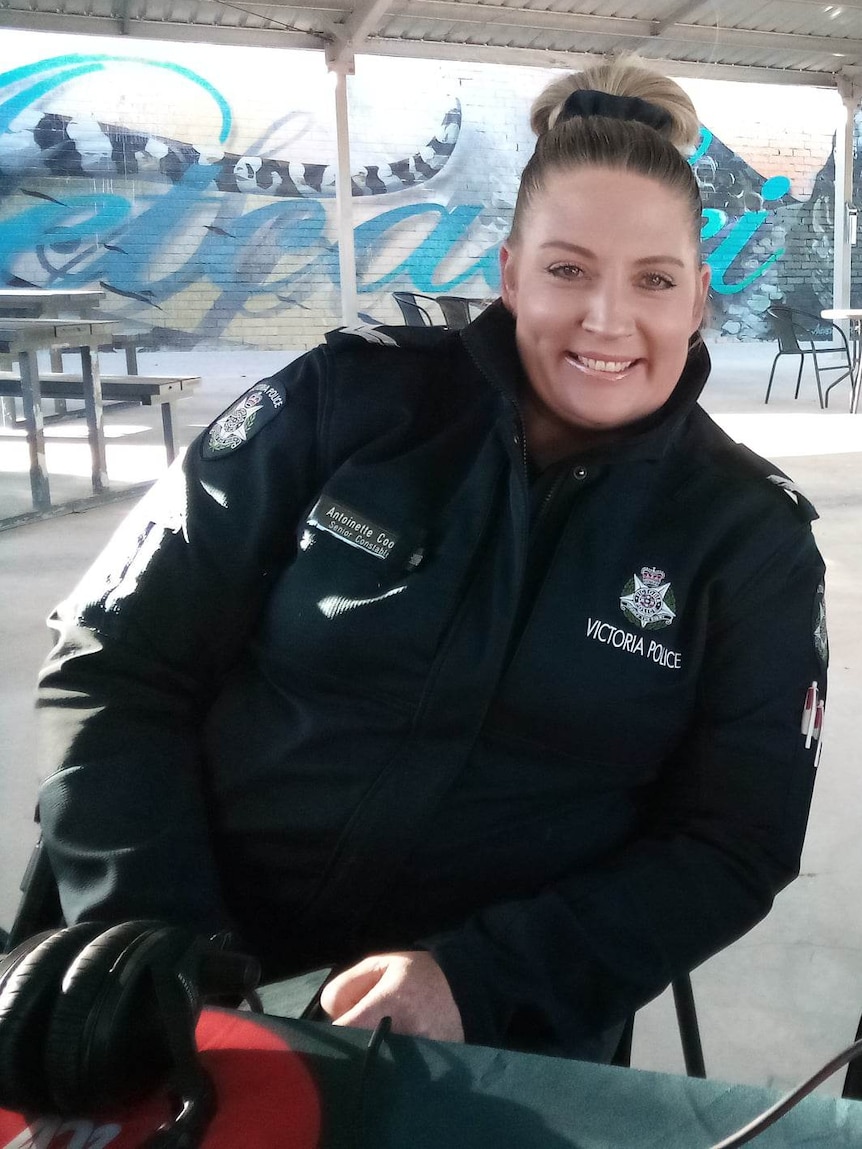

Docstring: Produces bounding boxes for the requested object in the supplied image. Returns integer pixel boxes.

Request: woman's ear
[499,244,517,315]
[691,261,712,332]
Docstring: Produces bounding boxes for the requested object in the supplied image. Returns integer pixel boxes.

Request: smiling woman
[31,54,828,1080]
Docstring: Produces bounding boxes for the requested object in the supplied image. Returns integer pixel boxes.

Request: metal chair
[764,305,854,409]
[7,835,707,1076]
[392,291,443,327]
[612,974,706,1078]
[436,296,484,330]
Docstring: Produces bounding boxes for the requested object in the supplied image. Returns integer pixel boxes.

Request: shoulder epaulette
[729,441,819,524]
[325,323,450,352]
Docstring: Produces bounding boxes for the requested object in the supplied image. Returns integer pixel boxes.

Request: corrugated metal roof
[2,0,862,88]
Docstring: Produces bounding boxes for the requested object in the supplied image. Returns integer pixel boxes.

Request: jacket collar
[460,298,712,465]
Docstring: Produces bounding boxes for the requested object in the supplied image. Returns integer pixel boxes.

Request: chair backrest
[766,306,804,353]
[392,291,438,327]
[436,296,474,330]
[768,304,840,351]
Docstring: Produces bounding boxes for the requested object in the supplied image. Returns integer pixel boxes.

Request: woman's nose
[580,284,635,339]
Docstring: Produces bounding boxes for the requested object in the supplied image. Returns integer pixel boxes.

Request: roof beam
[392,2,862,60]
[208,0,342,40]
[356,36,837,87]
[327,0,395,67]
[0,1,848,86]
[615,0,708,56]
[341,0,395,46]
[0,7,330,49]
[651,1,706,38]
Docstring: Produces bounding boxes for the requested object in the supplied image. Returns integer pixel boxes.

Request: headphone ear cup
[0,923,103,1113]
[44,921,170,1112]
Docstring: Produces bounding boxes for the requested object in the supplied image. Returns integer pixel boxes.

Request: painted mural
[0,36,852,349]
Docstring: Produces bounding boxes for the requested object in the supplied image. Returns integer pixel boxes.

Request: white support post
[327,46,359,328]
[833,78,862,318]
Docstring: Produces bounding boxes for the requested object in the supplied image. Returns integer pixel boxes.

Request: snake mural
[0,104,462,198]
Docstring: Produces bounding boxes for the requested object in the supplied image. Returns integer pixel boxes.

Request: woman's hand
[319,950,465,1043]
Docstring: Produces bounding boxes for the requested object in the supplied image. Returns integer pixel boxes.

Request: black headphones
[0,920,261,1148]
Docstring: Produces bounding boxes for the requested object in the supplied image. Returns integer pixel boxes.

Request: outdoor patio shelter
[1,0,862,323]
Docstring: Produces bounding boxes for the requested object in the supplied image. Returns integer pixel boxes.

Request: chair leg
[842,1013,862,1099]
[765,356,780,404]
[672,975,707,1078]
[824,369,853,410]
[794,358,804,400]
[812,360,825,409]
[612,1015,634,1068]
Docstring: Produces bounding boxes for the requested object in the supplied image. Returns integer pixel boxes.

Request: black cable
[351,1016,392,1149]
[707,1037,862,1147]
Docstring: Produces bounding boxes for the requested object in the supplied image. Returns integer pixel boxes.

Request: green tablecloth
[274,1016,862,1148]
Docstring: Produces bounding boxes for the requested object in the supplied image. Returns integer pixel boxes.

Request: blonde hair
[510,56,703,246]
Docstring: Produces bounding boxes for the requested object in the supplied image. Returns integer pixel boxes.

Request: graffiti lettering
[701,175,792,296]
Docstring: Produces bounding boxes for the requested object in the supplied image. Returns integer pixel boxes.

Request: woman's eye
[642,272,675,290]
[549,263,583,280]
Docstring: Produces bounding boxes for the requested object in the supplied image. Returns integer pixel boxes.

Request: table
[820,308,862,413]
[284,1018,862,1149]
[0,289,105,369]
[0,288,105,319]
[2,1009,861,1147]
[0,318,114,511]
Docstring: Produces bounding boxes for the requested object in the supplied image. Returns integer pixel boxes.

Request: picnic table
[0,316,115,511]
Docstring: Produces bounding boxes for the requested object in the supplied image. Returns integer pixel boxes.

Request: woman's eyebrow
[539,241,593,256]
[632,254,686,269]
[538,241,686,269]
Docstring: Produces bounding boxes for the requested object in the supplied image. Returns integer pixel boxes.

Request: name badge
[308,496,402,561]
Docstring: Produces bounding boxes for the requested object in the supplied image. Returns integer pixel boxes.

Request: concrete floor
[1,339,861,1096]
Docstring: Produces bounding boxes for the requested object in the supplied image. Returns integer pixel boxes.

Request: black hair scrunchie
[558,88,673,133]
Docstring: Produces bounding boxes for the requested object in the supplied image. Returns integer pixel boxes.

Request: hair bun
[531,56,700,152]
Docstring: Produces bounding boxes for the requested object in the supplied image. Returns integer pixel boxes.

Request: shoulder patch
[202,379,286,459]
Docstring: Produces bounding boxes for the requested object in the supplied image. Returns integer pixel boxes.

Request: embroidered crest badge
[202,380,285,459]
[620,566,677,630]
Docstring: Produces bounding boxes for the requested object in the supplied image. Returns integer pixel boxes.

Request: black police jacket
[37,301,827,1057]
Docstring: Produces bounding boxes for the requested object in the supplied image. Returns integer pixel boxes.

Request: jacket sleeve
[422,522,827,1054]
[36,350,326,935]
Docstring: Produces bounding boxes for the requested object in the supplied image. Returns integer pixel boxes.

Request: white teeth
[577,355,635,373]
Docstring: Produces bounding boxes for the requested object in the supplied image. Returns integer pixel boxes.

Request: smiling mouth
[565,353,639,378]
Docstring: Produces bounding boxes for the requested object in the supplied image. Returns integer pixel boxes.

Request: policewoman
[36,58,827,1061]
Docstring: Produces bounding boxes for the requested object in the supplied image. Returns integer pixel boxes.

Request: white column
[327,48,359,327]
[833,80,861,315]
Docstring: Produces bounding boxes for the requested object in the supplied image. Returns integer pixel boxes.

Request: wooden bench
[0,372,201,464]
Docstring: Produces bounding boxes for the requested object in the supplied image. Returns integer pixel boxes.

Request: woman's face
[500,165,710,448]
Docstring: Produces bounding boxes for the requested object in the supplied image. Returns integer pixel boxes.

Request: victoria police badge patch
[620,566,677,630]
[202,380,285,459]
